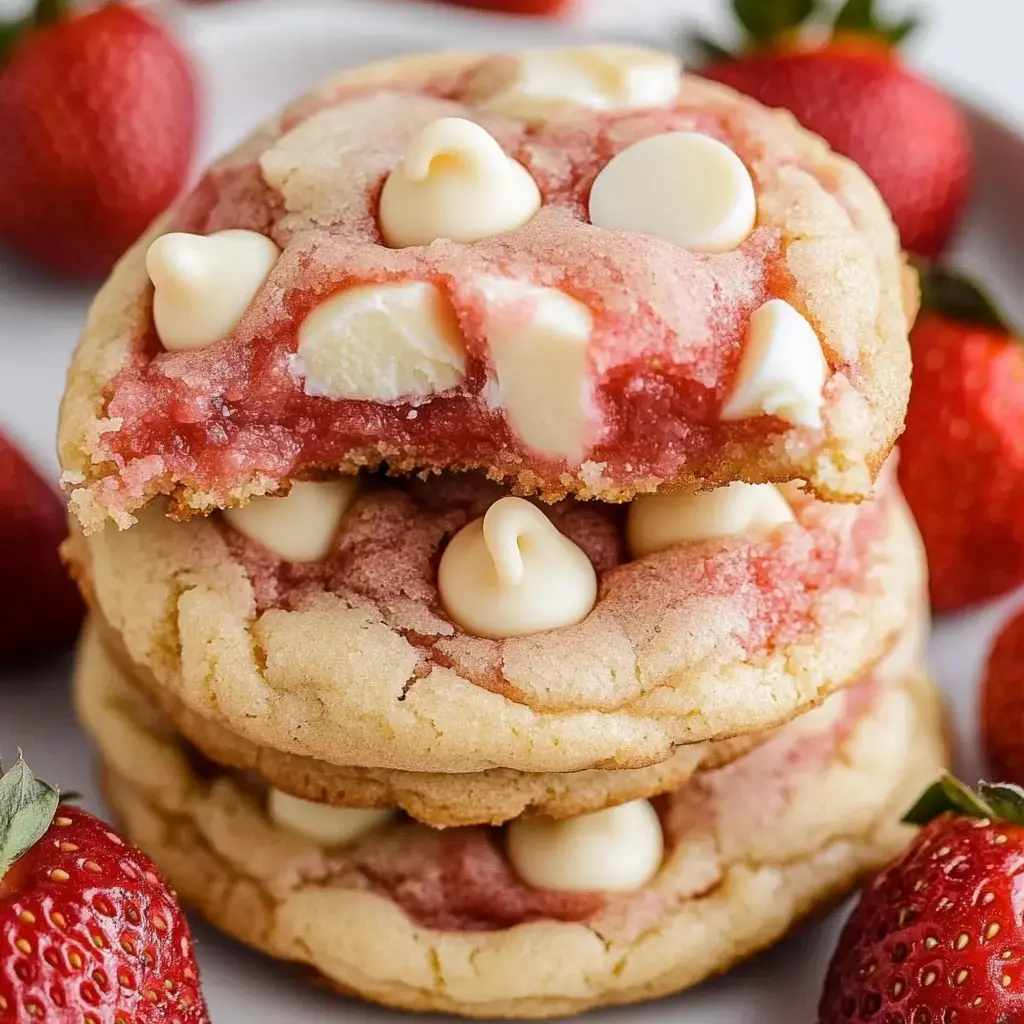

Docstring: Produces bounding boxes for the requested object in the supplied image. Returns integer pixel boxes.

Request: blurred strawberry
[0,756,210,1022]
[697,0,971,258]
[0,1,197,279]
[819,774,1024,1023]
[981,611,1024,785]
[0,430,82,664]
[898,267,1024,612]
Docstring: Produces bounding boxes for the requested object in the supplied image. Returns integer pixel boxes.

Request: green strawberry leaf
[834,0,876,31]
[917,263,1011,332]
[903,772,996,825]
[0,754,60,882]
[0,0,70,64]
[32,0,69,28]
[888,16,921,45]
[732,0,819,43]
[0,15,31,62]
[688,29,735,64]
[833,0,921,45]
[977,782,1024,825]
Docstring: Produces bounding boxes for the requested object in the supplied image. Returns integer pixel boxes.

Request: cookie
[64,464,927,775]
[82,633,946,1018]
[58,46,913,534]
[76,622,754,826]
[77,578,929,828]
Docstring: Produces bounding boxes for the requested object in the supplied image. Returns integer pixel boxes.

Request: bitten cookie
[80,633,946,1019]
[58,46,913,533]
[65,464,927,774]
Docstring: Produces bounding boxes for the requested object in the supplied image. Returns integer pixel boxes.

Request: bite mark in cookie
[59,48,911,532]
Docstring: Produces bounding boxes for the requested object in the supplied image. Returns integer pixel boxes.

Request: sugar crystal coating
[59,49,911,530]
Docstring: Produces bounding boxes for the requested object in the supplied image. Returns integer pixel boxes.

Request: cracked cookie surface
[78,623,946,1019]
[75,590,928,827]
[65,465,926,774]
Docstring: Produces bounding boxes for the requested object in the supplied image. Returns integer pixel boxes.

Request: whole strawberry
[0,430,83,663]
[0,757,209,1023]
[819,775,1024,1022]
[982,612,1024,786]
[897,268,1024,612]
[0,1,197,279]
[698,0,971,258]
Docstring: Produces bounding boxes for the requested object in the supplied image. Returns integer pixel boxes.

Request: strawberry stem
[904,772,1024,826]
[0,16,30,61]
[916,264,1011,332]
[0,0,67,64]
[732,0,820,43]
[32,0,68,28]
[689,31,734,64]
[833,0,920,45]
[0,754,59,883]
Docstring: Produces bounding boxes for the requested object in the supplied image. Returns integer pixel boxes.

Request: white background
[2,1,1024,1021]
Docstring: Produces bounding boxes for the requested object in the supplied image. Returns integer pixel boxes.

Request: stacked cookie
[61,45,945,1017]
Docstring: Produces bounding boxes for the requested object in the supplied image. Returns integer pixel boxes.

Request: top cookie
[59,46,913,533]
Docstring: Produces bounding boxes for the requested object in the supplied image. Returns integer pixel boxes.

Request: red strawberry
[0,1,197,279]
[819,774,1024,1022]
[981,612,1024,786]
[0,756,210,1023]
[0,430,83,664]
[897,267,1024,612]
[698,0,971,258]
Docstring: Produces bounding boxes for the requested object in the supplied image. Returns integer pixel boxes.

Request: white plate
[1,4,1022,1021]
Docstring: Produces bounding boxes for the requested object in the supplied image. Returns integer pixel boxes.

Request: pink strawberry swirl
[63,50,909,529]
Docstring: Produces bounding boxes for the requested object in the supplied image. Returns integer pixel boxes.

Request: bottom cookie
[78,644,945,1019]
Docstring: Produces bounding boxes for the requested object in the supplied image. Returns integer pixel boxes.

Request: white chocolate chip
[222,479,359,562]
[589,132,757,253]
[475,276,595,463]
[379,117,540,249]
[268,789,392,846]
[626,481,794,559]
[146,229,280,351]
[721,299,829,428]
[292,282,466,401]
[473,45,680,122]
[438,496,597,640]
[506,800,664,893]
